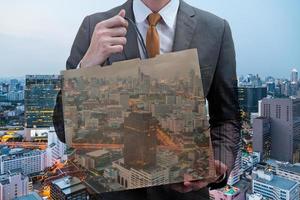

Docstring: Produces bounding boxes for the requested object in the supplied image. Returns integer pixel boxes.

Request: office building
[276,163,300,195]
[253,117,271,161]
[24,75,61,128]
[46,127,67,167]
[0,170,29,200]
[0,148,47,175]
[277,162,300,182]
[9,79,19,92]
[252,170,299,200]
[241,151,261,172]
[239,74,263,88]
[227,143,242,186]
[112,159,169,189]
[123,111,158,169]
[266,81,276,95]
[50,176,88,200]
[238,87,267,113]
[261,98,300,163]
[85,149,111,169]
[291,68,298,84]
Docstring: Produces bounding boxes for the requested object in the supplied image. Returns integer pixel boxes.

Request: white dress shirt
[132,0,180,59]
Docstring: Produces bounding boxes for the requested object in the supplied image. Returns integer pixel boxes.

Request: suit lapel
[109,0,140,64]
[173,0,197,52]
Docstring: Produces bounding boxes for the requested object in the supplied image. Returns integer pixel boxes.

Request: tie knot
[147,13,161,26]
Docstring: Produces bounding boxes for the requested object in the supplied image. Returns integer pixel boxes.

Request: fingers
[108,45,124,54]
[107,37,127,46]
[101,10,128,28]
[108,27,127,37]
[81,9,128,67]
[118,9,126,18]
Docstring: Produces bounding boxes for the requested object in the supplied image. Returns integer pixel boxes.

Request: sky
[0,0,300,78]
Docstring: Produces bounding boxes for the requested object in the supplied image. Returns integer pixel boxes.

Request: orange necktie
[146,13,161,58]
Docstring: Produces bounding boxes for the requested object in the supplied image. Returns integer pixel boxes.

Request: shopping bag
[61,49,216,193]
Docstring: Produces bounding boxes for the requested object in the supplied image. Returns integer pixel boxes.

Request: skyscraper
[24,75,61,128]
[260,98,300,163]
[253,117,271,161]
[123,111,158,169]
[291,68,298,83]
[238,87,267,113]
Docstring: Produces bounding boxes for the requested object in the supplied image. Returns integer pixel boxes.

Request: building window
[287,106,289,121]
[276,105,281,119]
[263,104,271,117]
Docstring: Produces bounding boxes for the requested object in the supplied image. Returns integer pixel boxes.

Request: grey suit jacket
[54,0,241,189]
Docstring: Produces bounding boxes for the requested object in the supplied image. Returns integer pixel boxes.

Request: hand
[80,9,128,68]
[170,160,228,193]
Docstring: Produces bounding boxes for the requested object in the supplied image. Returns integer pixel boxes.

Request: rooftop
[223,186,240,196]
[13,192,43,200]
[51,176,86,195]
[291,68,298,72]
[86,149,110,158]
[255,173,298,191]
[278,163,300,175]
[0,148,44,161]
[0,169,26,185]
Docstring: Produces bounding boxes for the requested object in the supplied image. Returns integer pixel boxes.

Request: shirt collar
[133,0,180,28]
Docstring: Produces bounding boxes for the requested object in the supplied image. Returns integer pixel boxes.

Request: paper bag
[61,49,215,193]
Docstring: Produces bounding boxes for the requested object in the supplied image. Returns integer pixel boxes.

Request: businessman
[53,0,241,199]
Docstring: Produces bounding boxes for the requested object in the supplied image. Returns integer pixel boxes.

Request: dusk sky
[0,0,299,78]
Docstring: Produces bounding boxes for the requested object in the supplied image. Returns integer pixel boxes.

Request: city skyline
[0,63,300,198]
[1,0,300,77]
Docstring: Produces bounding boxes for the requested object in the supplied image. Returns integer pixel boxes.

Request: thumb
[118,9,126,18]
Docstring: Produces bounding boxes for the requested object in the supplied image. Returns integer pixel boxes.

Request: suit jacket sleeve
[207,20,241,187]
[53,16,91,143]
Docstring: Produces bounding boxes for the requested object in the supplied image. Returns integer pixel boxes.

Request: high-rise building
[253,117,271,161]
[260,98,300,163]
[50,176,88,200]
[24,75,61,128]
[241,151,261,172]
[123,111,158,169]
[252,170,299,200]
[0,148,47,175]
[9,79,19,92]
[291,68,298,84]
[238,87,267,113]
[46,127,67,167]
[266,81,276,95]
[0,169,29,200]
[227,141,242,186]
[112,159,169,189]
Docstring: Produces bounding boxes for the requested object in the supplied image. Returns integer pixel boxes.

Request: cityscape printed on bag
[61,50,215,193]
